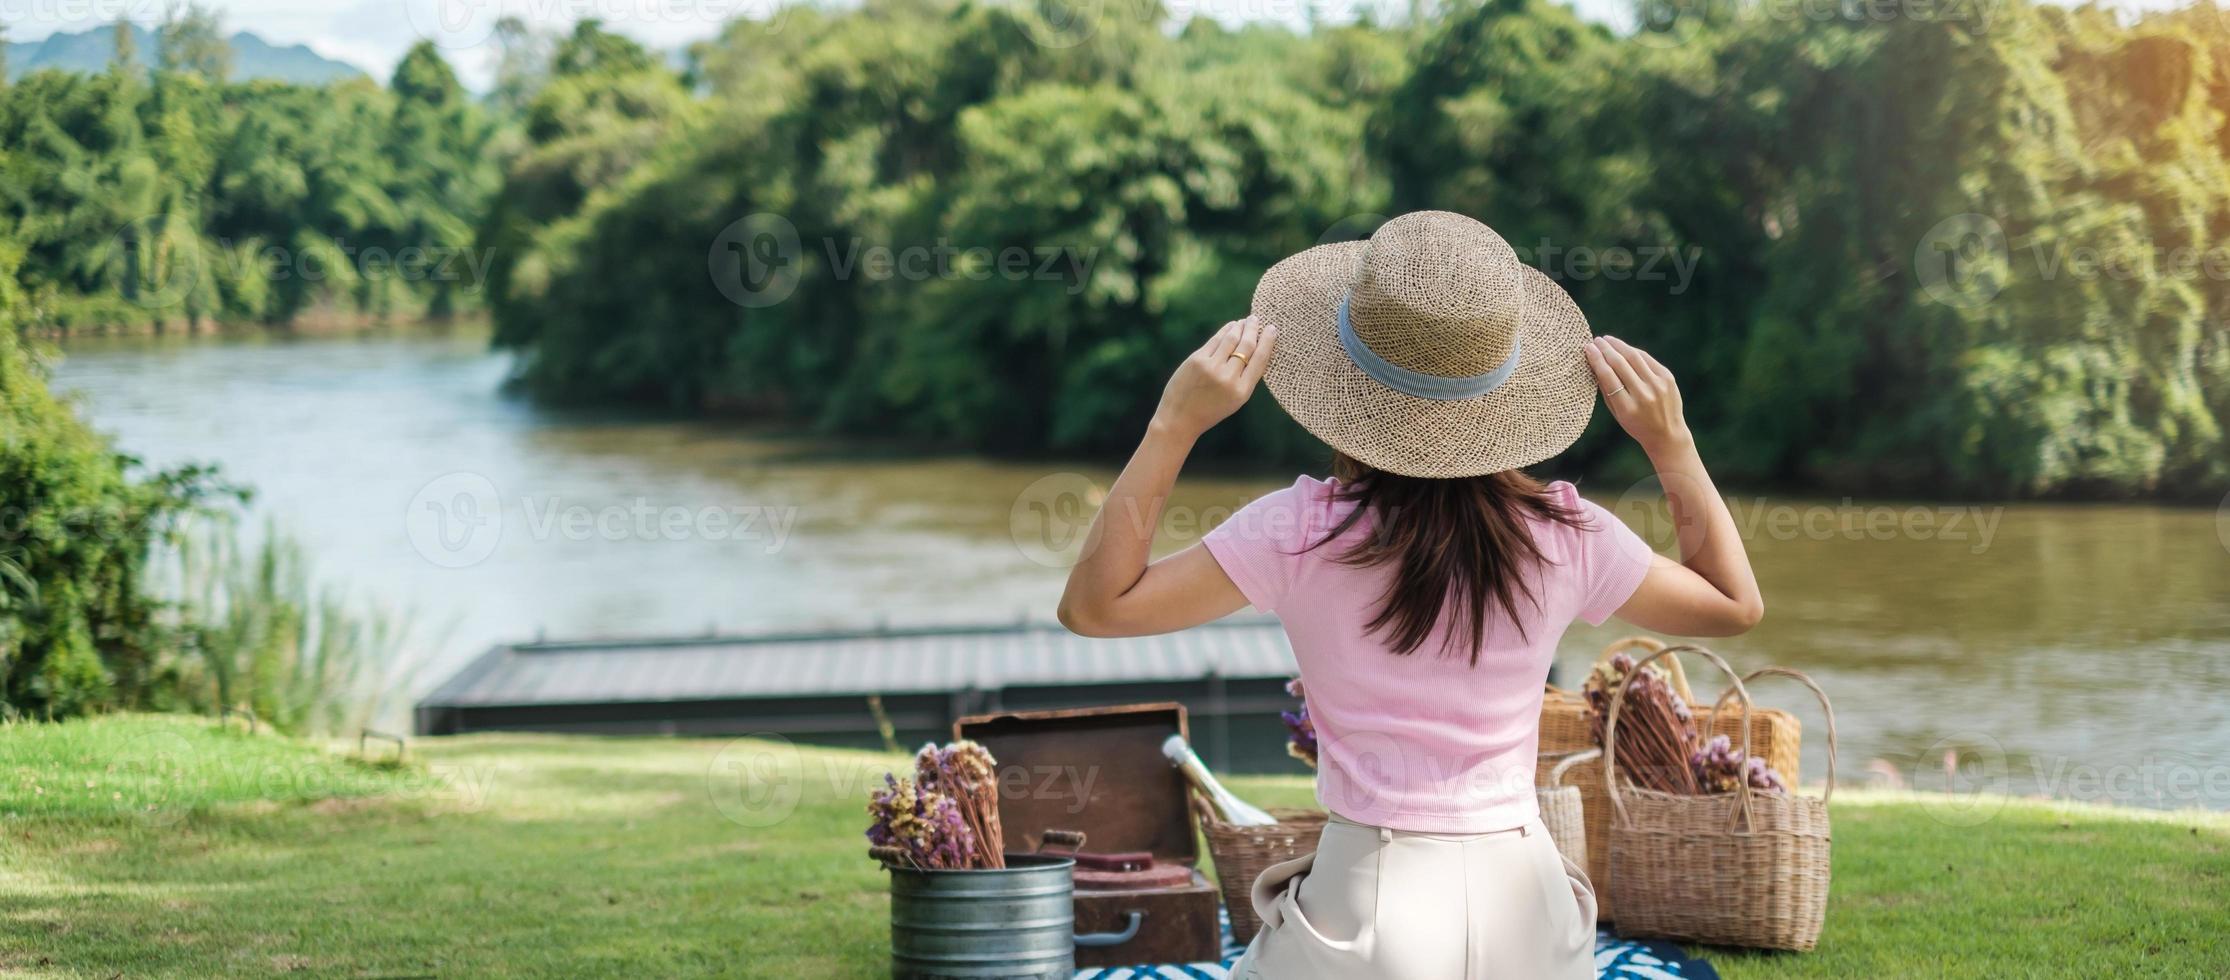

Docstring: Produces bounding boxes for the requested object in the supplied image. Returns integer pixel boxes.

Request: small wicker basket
[1537,748,1598,874]
[1539,636,1803,922]
[1194,797,1329,945]
[1602,646,1838,952]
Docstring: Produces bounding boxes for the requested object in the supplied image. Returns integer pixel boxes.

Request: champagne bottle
[1162,735,1278,826]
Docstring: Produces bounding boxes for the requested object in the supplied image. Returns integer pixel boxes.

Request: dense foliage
[0,320,208,718]
[8,4,2230,497]
[472,1,2230,498]
[0,321,398,727]
[0,30,498,331]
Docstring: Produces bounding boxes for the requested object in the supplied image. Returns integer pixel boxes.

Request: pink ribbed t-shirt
[1203,476,1655,834]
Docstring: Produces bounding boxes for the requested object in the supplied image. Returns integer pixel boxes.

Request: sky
[0,0,2192,91]
[0,0,1579,89]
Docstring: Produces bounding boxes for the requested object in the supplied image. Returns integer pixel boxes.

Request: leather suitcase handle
[1072,850,1155,872]
[1074,911,1144,947]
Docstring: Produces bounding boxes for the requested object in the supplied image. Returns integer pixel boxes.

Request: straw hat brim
[1251,241,1598,478]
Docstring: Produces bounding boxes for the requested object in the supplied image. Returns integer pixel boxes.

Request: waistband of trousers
[1324,811,1543,843]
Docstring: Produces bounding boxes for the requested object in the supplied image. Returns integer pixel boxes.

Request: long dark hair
[1306,453,1588,665]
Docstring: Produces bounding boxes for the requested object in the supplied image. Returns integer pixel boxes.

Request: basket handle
[1594,635,1694,703]
[1190,790,1225,831]
[870,844,919,869]
[1707,666,1839,805]
[1546,748,1601,788]
[1602,645,1755,830]
[1037,829,1087,857]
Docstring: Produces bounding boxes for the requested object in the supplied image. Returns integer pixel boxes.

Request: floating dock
[414,618,1307,772]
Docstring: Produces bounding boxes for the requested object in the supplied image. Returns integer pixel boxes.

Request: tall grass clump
[152,521,420,737]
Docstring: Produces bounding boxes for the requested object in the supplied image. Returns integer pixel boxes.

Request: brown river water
[47,328,2230,809]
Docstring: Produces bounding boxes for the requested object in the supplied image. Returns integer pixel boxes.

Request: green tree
[111,17,138,74]
[157,2,232,82]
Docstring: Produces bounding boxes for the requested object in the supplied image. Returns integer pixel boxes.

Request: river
[48,328,2230,809]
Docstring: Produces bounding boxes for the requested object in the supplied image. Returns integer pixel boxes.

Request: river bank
[42,329,2230,810]
[18,311,490,341]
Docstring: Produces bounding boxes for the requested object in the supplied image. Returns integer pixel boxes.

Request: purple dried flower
[1282,677,1319,768]
[1689,733,1786,795]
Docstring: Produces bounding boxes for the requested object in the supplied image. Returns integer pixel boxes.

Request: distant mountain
[5,24,370,85]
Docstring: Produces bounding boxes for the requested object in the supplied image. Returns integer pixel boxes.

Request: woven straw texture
[1536,636,1802,922]
[1602,647,1838,952]
[1251,211,1598,478]
[1195,799,1329,945]
[1537,748,1598,876]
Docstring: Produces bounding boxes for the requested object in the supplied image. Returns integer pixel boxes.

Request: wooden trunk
[956,703,1225,968]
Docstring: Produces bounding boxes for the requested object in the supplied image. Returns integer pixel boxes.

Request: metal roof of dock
[418,618,1297,709]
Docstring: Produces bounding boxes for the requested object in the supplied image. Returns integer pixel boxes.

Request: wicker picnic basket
[1194,797,1329,945]
[1602,646,1838,951]
[1536,748,1597,874]
[1537,636,1802,921]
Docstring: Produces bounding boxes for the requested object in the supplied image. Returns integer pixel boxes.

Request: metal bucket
[887,854,1075,979]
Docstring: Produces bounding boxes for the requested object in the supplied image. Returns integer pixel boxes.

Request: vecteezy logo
[1009,472,1103,569]
[2217,489,2230,559]
[1628,0,1706,49]
[1013,0,1103,49]
[1917,731,2009,827]
[707,735,803,827]
[103,216,203,311]
[710,213,802,309]
[403,0,505,51]
[1915,213,2009,309]
[121,728,194,827]
[406,472,503,568]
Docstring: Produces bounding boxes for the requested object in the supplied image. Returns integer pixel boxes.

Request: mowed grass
[2,715,2226,977]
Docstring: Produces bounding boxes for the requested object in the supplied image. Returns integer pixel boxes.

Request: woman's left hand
[1153,317,1277,439]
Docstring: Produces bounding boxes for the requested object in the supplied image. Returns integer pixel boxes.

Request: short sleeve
[1201,477,1321,615]
[1566,488,1657,626]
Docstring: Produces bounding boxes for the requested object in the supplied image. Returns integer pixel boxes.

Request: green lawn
[3,715,2226,977]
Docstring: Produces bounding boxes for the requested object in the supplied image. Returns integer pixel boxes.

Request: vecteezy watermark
[1916,212,2230,309]
[1909,731,2012,826]
[707,734,806,827]
[2215,489,2230,558]
[1009,472,1106,569]
[710,213,803,309]
[98,216,497,312]
[703,735,1109,827]
[408,472,504,569]
[400,0,793,52]
[1913,213,2010,309]
[0,0,180,27]
[405,472,801,568]
[1613,474,2005,554]
[1313,216,1702,293]
[1626,0,2000,48]
[1901,732,2230,823]
[707,213,1099,308]
[1511,239,1704,295]
[2028,751,2230,810]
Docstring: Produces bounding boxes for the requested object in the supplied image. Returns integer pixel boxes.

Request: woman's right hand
[1153,317,1276,440]
[1585,336,1691,455]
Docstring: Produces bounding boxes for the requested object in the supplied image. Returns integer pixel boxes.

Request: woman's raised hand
[1154,317,1277,439]
[1585,335,1691,455]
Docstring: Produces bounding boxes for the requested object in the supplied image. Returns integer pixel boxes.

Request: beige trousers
[1230,814,1595,980]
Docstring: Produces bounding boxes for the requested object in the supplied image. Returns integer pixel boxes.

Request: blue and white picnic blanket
[1074,911,1717,980]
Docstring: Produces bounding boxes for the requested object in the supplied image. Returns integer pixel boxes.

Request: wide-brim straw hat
[1252,211,1596,478]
